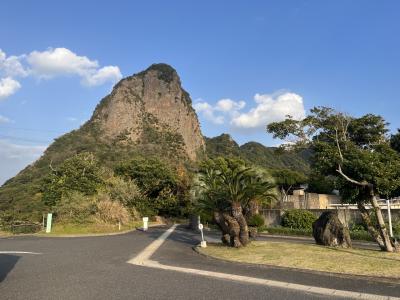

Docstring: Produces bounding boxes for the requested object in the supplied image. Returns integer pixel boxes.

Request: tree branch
[336,165,368,186]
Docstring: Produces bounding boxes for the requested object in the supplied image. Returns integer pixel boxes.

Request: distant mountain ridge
[206,134,311,172]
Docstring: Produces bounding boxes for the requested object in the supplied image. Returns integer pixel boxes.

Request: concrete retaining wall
[261,208,400,227]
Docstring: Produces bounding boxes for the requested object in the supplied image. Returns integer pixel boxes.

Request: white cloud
[0,140,47,185]
[0,49,29,77]
[0,47,122,100]
[0,77,21,100]
[231,92,306,130]
[67,117,78,122]
[194,98,246,125]
[27,47,122,86]
[215,98,246,112]
[81,66,122,86]
[195,91,306,133]
[0,115,11,123]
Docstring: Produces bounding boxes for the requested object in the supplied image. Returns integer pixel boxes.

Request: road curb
[0,223,167,239]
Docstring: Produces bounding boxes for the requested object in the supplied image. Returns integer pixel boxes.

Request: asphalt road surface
[0,225,399,300]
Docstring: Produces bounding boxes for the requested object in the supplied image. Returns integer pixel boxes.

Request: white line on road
[127,224,178,265]
[127,225,399,300]
[0,251,42,255]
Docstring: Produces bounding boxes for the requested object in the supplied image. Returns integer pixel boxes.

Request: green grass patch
[39,221,142,235]
[200,241,400,279]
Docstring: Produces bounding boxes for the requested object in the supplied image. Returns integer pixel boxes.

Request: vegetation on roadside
[267,107,400,252]
[281,209,317,230]
[262,226,375,242]
[200,241,400,279]
[194,157,276,247]
[40,221,141,235]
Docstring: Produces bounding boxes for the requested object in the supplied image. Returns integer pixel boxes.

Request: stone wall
[286,192,341,209]
[261,208,400,227]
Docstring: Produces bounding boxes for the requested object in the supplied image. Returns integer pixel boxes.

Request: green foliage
[393,219,400,238]
[103,176,140,207]
[281,209,317,230]
[54,191,96,224]
[263,226,373,241]
[248,214,265,228]
[262,226,313,237]
[206,134,311,173]
[41,152,104,207]
[195,157,277,214]
[272,169,307,193]
[267,106,400,203]
[138,63,177,83]
[390,129,400,153]
[307,172,336,194]
[115,157,188,216]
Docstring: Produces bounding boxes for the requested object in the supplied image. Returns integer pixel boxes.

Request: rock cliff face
[90,64,205,161]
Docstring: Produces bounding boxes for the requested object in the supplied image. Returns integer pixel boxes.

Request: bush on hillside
[41,152,105,207]
[54,191,96,224]
[95,193,130,225]
[115,157,189,216]
[281,209,317,230]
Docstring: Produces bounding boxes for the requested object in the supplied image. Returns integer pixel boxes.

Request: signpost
[198,223,207,248]
[387,199,393,237]
[143,217,149,231]
[45,213,52,233]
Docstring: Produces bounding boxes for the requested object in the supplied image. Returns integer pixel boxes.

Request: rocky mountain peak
[90,63,205,161]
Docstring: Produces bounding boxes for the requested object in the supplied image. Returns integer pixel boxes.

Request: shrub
[54,191,96,224]
[115,157,187,216]
[95,193,130,225]
[41,152,104,207]
[281,209,317,230]
[393,219,400,238]
[248,214,265,228]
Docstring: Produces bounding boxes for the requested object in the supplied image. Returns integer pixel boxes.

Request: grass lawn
[0,230,12,237]
[200,241,400,279]
[38,221,142,236]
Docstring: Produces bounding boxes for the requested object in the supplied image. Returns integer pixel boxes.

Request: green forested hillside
[206,134,311,172]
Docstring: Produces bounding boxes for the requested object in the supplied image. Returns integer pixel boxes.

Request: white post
[198,223,207,248]
[118,220,121,231]
[387,199,393,237]
[143,217,149,231]
[45,213,52,233]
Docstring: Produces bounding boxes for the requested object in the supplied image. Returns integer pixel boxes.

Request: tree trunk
[369,196,395,252]
[231,201,249,246]
[247,199,259,218]
[213,211,230,245]
[223,212,242,247]
[357,202,385,250]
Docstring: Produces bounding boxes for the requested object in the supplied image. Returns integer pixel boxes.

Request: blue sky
[1,1,400,184]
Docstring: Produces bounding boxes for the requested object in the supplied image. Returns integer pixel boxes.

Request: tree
[115,157,188,216]
[271,169,307,202]
[195,158,276,247]
[41,152,104,207]
[267,107,400,252]
[390,129,400,153]
[307,172,336,194]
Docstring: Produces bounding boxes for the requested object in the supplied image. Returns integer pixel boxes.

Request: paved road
[0,226,398,299]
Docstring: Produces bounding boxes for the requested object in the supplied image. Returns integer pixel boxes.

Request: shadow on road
[0,254,20,283]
